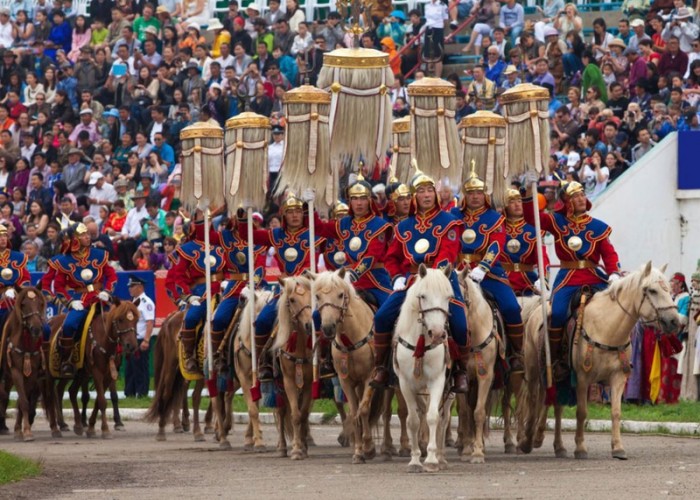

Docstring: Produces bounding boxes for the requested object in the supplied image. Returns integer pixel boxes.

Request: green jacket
[582,63,608,103]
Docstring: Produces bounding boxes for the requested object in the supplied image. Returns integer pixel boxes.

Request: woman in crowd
[68,15,91,63]
[24,200,50,236]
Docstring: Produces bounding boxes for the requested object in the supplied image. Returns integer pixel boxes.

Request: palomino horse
[273,276,315,460]
[518,262,679,459]
[46,300,139,439]
[394,264,456,473]
[308,269,384,464]
[212,289,274,451]
[0,287,48,441]
[145,310,211,441]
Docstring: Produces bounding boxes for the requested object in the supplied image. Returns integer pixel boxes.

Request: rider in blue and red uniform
[384,179,411,226]
[323,201,349,271]
[523,179,621,379]
[0,223,30,334]
[165,217,227,375]
[501,188,550,296]
[238,192,325,381]
[371,169,470,393]
[451,169,525,373]
[53,223,117,376]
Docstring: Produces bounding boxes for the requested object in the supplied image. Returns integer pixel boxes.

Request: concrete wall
[590,132,700,277]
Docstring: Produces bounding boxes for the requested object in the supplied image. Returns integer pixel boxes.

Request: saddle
[177,323,207,381]
[48,304,99,378]
[356,289,379,313]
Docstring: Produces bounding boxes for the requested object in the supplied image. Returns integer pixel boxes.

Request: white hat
[567,151,581,167]
[79,108,93,115]
[88,172,104,185]
[206,18,224,31]
[187,21,200,31]
[630,19,645,28]
[246,5,260,13]
[210,82,223,92]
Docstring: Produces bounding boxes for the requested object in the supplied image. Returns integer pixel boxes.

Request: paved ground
[1,418,699,499]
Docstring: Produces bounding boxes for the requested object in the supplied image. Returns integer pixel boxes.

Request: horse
[145,310,211,441]
[394,264,456,473]
[518,262,679,460]
[212,289,274,451]
[46,300,139,439]
[0,288,48,441]
[307,269,385,464]
[272,276,315,460]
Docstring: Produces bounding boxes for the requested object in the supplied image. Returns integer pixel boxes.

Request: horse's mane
[402,268,453,316]
[274,276,311,350]
[239,290,274,344]
[598,264,665,302]
[8,286,45,329]
[106,300,140,323]
[314,271,360,302]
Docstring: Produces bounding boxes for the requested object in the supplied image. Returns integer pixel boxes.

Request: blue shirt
[152,143,176,172]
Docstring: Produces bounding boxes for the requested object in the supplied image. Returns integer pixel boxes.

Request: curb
[12,408,699,436]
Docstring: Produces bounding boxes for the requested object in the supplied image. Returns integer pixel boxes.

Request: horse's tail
[367,385,385,429]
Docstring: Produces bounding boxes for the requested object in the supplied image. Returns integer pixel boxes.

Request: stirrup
[451,370,468,394]
[184,356,201,374]
[370,366,390,389]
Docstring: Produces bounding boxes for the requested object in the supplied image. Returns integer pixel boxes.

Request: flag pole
[203,204,217,396]
[247,207,261,401]
[308,197,320,399]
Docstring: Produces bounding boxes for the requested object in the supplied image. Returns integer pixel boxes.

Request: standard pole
[247,207,258,390]
[531,182,552,389]
[308,199,319,391]
[203,206,214,381]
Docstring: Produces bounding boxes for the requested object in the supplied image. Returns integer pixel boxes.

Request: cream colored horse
[211,290,274,451]
[273,276,315,460]
[395,264,455,473]
[308,269,385,464]
[519,262,679,459]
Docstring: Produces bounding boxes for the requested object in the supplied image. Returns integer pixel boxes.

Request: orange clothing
[381,37,401,76]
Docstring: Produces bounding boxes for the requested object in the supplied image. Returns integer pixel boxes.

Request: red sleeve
[190,220,222,245]
[237,220,274,247]
[523,196,556,234]
[102,263,117,293]
[433,228,461,269]
[313,212,340,240]
[385,229,408,278]
[165,254,191,301]
[599,237,621,275]
[54,269,70,304]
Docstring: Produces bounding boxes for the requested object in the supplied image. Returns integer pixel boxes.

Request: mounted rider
[384,179,412,225]
[371,169,470,393]
[323,201,349,271]
[0,224,30,333]
[238,192,325,381]
[165,216,227,375]
[523,178,621,380]
[451,168,525,373]
[502,188,550,296]
[53,223,117,377]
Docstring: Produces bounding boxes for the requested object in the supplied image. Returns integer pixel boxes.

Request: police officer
[126,275,155,398]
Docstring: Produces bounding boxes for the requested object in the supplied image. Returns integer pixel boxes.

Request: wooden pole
[308,198,320,398]
[203,205,215,392]
[531,183,552,389]
[247,207,259,397]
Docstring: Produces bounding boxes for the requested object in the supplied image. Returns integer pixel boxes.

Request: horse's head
[307,269,352,340]
[412,264,454,347]
[637,262,680,334]
[13,287,46,340]
[279,276,313,335]
[108,299,140,355]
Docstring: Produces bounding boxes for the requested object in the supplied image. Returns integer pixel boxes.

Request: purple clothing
[627,57,647,95]
[8,168,30,194]
[624,322,644,401]
[532,71,555,89]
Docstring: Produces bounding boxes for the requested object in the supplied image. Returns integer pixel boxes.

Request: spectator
[484,45,506,85]
[87,171,117,222]
[581,50,608,103]
[27,173,52,214]
[125,274,154,398]
[62,147,87,196]
[661,8,698,53]
[22,240,46,272]
[40,220,61,258]
[119,190,148,270]
[658,35,688,76]
[467,64,496,109]
[500,0,524,44]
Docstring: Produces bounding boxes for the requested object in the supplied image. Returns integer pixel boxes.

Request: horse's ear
[336,267,346,280]
[660,263,668,274]
[279,277,287,287]
[459,267,469,281]
[418,263,427,278]
[113,296,121,307]
[443,264,452,278]
[302,270,316,281]
[643,261,652,278]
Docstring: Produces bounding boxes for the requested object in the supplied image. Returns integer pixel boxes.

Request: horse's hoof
[14,433,22,442]
[518,442,532,455]
[254,445,267,453]
[533,437,544,449]
[398,448,411,458]
[352,454,365,464]
[306,436,316,447]
[219,440,232,450]
[155,433,166,442]
[337,433,350,448]
[173,426,184,434]
[74,426,84,437]
[0,428,9,436]
[51,430,62,439]
[364,447,376,460]
[23,433,35,442]
[243,443,254,452]
[406,463,423,474]
[555,448,568,459]
[574,450,588,460]
[445,437,456,448]
[114,424,125,432]
[204,426,215,435]
[612,449,627,460]
[60,423,69,432]
[422,462,440,473]
[381,451,393,462]
[504,443,517,454]
[290,451,304,461]
[439,460,449,471]
[194,433,205,442]
[277,449,288,458]
[469,455,485,464]
[383,445,397,457]
[182,423,190,432]
[85,430,96,439]
[102,432,113,440]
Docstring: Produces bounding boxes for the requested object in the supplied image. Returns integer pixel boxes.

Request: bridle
[7,298,45,357]
[612,281,675,329]
[417,295,450,343]
[316,291,349,330]
[92,307,137,355]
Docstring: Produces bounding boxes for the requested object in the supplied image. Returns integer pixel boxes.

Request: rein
[91,311,136,356]
[397,296,451,354]
[7,307,44,357]
[611,284,675,329]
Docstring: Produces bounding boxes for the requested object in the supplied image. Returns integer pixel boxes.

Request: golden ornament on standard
[333,252,347,266]
[414,238,430,254]
[348,237,362,252]
[568,236,583,251]
[80,269,94,281]
[284,248,299,262]
[462,229,477,245]
[236,252,246,265]
[1,268,12,280]
[506,239,521,254]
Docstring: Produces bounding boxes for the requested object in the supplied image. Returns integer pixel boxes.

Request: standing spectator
[118,190,148,269]
[424,0,448,78]
[661,8,698,53]
[268,125,284,197]
[499,0,524,44]
[62,147,87,196]
[125,275,154,398]
[87,171,117,221]
[657,36,688,76]
[581,50,608,103]
[631,128,656,161]
[27,173,52,213]
[285,0,306,33]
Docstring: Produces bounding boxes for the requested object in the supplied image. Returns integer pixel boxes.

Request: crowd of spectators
[0,0,697,271]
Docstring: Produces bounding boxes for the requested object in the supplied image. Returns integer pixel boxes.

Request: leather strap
[502,262,535,272]
[560,260,596,270]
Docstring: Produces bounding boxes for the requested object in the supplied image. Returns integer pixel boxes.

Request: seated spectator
[41,221,62,259]
[118,190,149,269]
[22,240,47,272]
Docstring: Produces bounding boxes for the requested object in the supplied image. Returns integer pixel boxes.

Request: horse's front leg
[574,373,590,459]
[396,387,411,457]
[341,380,363,464]
[68,377,83,436]
[609,371,628,460]
[191,380,204,441]
[470,373,493,464]
[91,375,111,439]
[241,377,266,452]
[444,398,455,448]
[502,386,516,454]
[281,367,305,460]
[358,385,377,460]
[11,370,33,442]
[422,375,446,472]
[110,380,124,430]
[553,404,567,458]
[212,392,230,449]
[399,378,423,473]
[380,387,395,458]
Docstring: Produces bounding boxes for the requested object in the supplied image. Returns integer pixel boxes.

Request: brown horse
[0,287,47,441]
[46,300,139,439]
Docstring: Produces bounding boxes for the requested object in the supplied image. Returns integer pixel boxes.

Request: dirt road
[1,418,699,499]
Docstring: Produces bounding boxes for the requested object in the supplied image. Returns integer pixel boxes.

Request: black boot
[451,346,469,394]
[319,337,336,378]
[548,327,567,382]
[211,330,226,373]
[370,332,392,389]
[255,334,273,381]
[506,324,525,374]
[180,328,201,375]
[58,337,75,377]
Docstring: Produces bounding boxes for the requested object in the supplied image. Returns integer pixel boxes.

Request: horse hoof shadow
[555,448,568,459]
[406,463,423,473]
[194,433,205,442]
[612,449,627,460]
[438,460,449,471]
[352,454,365,464]
[504,443,517,454]
[51,430,63,439]
[380,451,392,462]
[114,424,126,432]
[254,445,267,453]
[173,426,184,434]
[155,433,166,442]
[574,450,588,460]
[218,440,232,450]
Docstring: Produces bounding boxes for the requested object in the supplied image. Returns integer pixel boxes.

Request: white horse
[394,264,455,473]
[519,262,679,459]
